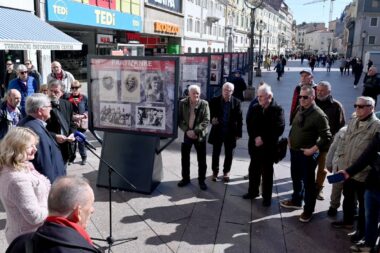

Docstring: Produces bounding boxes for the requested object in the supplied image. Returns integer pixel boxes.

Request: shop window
[188,47,192,53]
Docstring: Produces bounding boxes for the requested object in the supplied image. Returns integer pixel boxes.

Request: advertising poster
[88,56,179,137]
[210,54,223,86]
[179,55,210,99]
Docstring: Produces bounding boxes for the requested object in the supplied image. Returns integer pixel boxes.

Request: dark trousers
[181,136,207,182]
[340,67,344,75]
[354,73,362,85]
[342,179,366,234]
[290,149,318,213]
[364,190,380,248]
[248,155,274,201]
[211,140,234,174]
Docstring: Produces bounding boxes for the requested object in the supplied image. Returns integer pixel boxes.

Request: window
[188,47,192,53]
[372,0,380,8]
[195,19,200,33]
[370,17,378,26]
[241,37,243,43]
[196,47,199,53]
[203,20,207,34]
[202,48,206,53]
[213,48,216,52]
[212,24,216,36]
[187,17,193,32]
[195,0,200,5]
[208,47,211,52]
[202,0,207,8]
[369,36,376,45]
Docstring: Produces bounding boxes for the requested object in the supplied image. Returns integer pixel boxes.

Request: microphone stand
[80,140,138,252]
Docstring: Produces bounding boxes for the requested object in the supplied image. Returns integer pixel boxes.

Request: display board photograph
[88,56,179,137]
[223,53,231,79]
[210,54,223,86]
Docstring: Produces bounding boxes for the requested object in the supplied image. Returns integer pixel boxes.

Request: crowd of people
[0,60,95,251]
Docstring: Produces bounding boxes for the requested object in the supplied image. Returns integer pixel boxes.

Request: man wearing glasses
[331,96,380,245]
[8,64,38,117]
[24,60,41,92]
[1,60,17,98]
[280,86,332,223]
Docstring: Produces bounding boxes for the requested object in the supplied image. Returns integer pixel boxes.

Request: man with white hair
[0,89,22,139]
[362,66,380,105]
[178,84,210,190]
[314,81,345,201]
[243,83,285,206]
[208,82,243,182]
[47,61,75,93]
[8,64,38,117]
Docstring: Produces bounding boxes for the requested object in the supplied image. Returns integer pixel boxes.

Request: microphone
[74,131,96,150]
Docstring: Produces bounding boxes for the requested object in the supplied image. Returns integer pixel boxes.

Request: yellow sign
[154,22,179,35]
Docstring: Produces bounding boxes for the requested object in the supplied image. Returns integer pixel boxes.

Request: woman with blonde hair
[0,127,50,244]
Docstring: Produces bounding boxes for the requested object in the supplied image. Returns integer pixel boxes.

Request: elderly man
[18,93,65,183]
[46,81,77,165]
[47,61,75,93]
[0,89,22,139]
[281,86,332,223]
[8,64,38,117]
[289,68,317,124]
[228,70,247,101]
[331,96,380,244]
[24,59,41,91]
[178,84,210,190]
[362,66,380,105]
[208,82,243,182]
[1,60,17,98]
[315,81,346,200]
[243,84,285,206]
[6,176,100,253]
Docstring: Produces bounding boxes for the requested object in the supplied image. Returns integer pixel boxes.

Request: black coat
[6,222,101,253]
[246,99,285,158]
[228,76,247,101]
[46,99,77,163]
[208,95,243,148]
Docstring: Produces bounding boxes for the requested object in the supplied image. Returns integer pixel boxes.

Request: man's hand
[338,170,350,180]
[55,134,67,144]
[255,136,263,147]
[211,117,219,125]
[186,130,197,140]
[66,133,75,143]
[301,145,318,157]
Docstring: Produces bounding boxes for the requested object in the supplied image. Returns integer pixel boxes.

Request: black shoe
[350,231,364,243]
[178,179,190,187]
[262,199,271,207]
[199,181,207,190]
[242,193,259,199]
[80,157,87,166]
[327,207,337,217]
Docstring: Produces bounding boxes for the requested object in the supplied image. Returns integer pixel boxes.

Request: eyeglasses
[25,62,31,65]
[354,104,371,109]
[298,95,310,100]
[19,71,28,75]
[71,87,80,90]
[42,105,52,109]
[6,63,13,66]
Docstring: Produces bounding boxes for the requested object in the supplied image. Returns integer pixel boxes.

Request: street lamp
[361,30,367,60]
[256,20,265,77]
[244,0,264,87]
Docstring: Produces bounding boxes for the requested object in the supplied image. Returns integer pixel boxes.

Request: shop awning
[0,7,82,51]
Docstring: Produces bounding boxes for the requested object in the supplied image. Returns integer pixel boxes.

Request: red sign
[125,32,141,42]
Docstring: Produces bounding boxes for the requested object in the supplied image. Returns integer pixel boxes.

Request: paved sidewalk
[0,60,362,252]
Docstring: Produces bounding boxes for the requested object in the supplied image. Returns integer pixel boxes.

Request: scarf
[68,94,83,107]
[46,216,93,245]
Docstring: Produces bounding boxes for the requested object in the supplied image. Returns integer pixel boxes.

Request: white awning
[0,7,82,51]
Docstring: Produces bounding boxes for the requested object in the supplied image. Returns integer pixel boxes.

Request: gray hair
[16,64,27,72]
[317,81,331,91]
[357,96,375,107]
[25,93,51,115]
[301,85,315,96]
[48,79,63,90]
[188,84,201,94]
[223,82,235,91]
[257,83,273,97]
[48,176,92,216]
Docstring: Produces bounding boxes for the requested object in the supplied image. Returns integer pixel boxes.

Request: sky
[285,0,353,25]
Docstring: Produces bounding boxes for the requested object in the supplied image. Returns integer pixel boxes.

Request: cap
[299,68,312,75]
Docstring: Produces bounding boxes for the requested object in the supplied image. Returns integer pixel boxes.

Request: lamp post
[361,30,367,60]
[244,0,264,87]
[256,20,265,77]
[265,30,270,56]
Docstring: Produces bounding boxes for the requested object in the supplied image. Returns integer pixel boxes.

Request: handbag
[274,137,288,164]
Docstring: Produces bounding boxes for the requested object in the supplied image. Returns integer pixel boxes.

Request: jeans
[364,190,380,247]
[181,135,207,182]
[342,179,365,233]
[290,149,318,213]
[211,140,235,175]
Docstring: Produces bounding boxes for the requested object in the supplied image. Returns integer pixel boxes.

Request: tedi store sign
[46,0,142,32]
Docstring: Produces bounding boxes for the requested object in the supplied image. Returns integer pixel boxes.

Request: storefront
[0,5,82,84]
[45,0,143,80]
[142,0,183,55]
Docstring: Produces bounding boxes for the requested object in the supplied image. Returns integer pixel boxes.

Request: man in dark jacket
[25,59,41,92]
[228,70,247,101]
[243,83,285,206]
[46,80,77,165]
[1,60,17,98]
[208,82,243,182]
[362,66,380,105]
[315,81,345,200]
[353,59,363,89]
[18,93,65,183]
[339,133,380,253]
[6,176,100,253]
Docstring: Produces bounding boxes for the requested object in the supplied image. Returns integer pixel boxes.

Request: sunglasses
[298,95,309,100]
[19,71,28,74]
[71,87,80,90]
[354,104,371,109]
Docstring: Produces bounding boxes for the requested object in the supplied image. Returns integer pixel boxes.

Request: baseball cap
[299,68,312,75]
